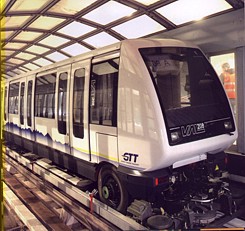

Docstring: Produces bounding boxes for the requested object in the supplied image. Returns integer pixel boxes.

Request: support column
[235,46,245,154]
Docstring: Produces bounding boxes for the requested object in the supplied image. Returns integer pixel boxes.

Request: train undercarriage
[126,153,241,229]
[3,141,245,230]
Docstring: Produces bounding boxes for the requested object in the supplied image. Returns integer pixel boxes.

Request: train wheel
[98,165,128,213]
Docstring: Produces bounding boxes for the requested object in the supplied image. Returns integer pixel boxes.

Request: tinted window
[27,80,33,126]
[20,82,25,125]
[90,58,119,126]
[35,73,56,119]
[4,86,7,120]
[73,68,85,138]
[141,47,234,145]
[9,82,20,114]
[58,72,68,135]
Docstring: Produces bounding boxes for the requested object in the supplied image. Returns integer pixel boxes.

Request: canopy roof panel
[1,0,244,78]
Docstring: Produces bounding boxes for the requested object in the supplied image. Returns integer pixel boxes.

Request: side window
[20,82,25,125]
[90,58,119,126]
[4,86,7,120]
[27,80,33,127]
[58,72,68,135]
[73,68,85,138]
[9,82,20,114]
[35,73,56,119]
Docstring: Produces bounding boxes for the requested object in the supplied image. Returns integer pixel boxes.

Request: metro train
[3,39,237,221]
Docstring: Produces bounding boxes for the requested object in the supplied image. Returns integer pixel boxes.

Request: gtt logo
[181,123,205,137]
[122,153,138,163]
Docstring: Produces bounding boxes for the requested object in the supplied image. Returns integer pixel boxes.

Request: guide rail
[2,144,146,231]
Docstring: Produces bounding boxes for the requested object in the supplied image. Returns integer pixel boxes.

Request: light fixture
[112,15,165,38]
[82,1,136,25]
[58,22,95,38]
[39,35,69,47]
[46,51,69,62]
[83,32,119,48]
[156,0,232,25]
[62,43,91,56]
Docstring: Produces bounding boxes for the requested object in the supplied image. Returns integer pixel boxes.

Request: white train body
[3,39,237,211]
[117,39,236,171]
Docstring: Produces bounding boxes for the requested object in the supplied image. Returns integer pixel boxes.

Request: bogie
[98,164,128,213]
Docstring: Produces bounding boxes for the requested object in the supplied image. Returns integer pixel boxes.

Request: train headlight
[170,131,180,142]
[224,121,232,130]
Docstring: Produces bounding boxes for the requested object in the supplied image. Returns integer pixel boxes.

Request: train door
[89,53,128,212]
[89,53,120,164]
[69,59,91,161]
[25,75,35,151]
[2,83,8,134]
[8,79,21,145]
[19,79,26,142]
[54,65,71,155]
[35,69,57,158]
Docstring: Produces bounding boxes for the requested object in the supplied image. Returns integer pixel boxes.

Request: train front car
[117,39,237,227]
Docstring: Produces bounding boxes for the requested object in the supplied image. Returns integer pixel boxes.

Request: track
[2,142,146,231]
[3,142,245,231]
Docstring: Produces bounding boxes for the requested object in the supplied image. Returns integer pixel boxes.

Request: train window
[27,80,33,127]
[35,73,56,119]
[20,82,25,125]
[141,47,234,145]
[73,68,85,138]
[4,86,7,120]
[9,82,20,114]
[90,58,119,126]
[58,72,68,135]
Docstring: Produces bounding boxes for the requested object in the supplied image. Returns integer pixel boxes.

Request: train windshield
[140,47,235,145]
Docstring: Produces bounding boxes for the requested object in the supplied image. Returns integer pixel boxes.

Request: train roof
[5,38,198,82]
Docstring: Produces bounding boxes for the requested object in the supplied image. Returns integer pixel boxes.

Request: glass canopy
[1,0,242,78]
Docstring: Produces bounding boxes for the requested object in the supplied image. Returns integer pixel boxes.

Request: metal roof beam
[225,0,244,9]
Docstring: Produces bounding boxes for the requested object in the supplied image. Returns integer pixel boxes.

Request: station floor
[3,181,245,230]
[4,204,27,230]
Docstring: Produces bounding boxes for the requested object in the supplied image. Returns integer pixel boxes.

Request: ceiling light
[83,32,119,48]
[1,50,15,56]
[62,43,91,56]
[24,63,40,70]
[9,0,51,12]
[2,16,30,28]
[131,0,160,6]
[13,69,26,75]
[6,71,16,77]
[39,35,69,47]
[4,43,26,50]
[48,0,98,15]
[15,53,36,60]
[82,1,136,25]
[26,45,50,54]
[46,52,68,62]
[34,58,54,66]
[58,22,95,38]
[28,16,65,30]
[8,58,25,65]
[14,32,43,41]
[112,15,165,38]
[1,31,14,40]
[156,0,232,25]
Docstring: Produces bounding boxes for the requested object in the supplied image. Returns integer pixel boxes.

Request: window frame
[73,68,85,139]
[4,86,8,120]
[27,80,33,127]
[20,82,25,125]
[89,57,119,127]
[57,72,68,135]
[8,82,20,115]
[35,72,56,119]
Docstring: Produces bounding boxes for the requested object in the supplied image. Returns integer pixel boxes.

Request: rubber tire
[98,165,128,213]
